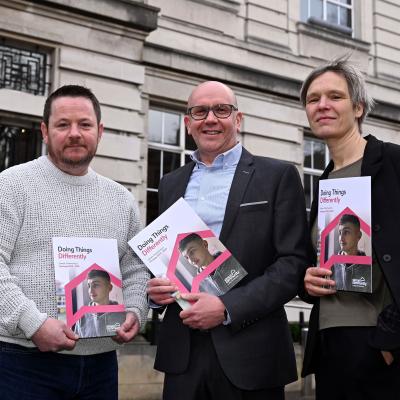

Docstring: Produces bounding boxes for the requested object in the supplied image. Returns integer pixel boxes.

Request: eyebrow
[307,89,347,98]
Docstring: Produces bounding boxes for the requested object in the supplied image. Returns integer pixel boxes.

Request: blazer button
[383,254,392,262]
[373,224,381,232]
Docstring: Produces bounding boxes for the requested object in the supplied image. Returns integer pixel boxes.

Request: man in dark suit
[147,81,309,400]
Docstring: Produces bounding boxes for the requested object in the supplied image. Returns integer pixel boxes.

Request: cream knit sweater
[0,156,149,355]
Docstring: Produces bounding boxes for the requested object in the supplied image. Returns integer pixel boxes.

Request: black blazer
[302,134,400,376]
[154,147,309,390]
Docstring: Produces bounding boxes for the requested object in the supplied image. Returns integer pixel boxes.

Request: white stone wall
[144,0,400,171]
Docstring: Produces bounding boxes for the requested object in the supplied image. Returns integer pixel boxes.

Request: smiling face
[41,96,103,176]
[305,71,363,141]
[184,81,242,165]
[338,222,362,255]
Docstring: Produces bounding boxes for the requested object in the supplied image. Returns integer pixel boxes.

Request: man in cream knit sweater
[0,85,149,400]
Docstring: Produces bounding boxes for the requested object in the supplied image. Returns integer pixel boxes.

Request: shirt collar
[190,142,242,169]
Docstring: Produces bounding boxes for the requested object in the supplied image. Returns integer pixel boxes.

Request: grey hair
[300,56,375,130]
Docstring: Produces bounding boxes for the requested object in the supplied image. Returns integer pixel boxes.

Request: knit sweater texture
[0,156,149,355]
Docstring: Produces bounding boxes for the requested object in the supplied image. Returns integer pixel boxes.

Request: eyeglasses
[187,104,238,120]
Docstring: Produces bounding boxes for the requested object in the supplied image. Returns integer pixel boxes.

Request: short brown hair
[43,85,101,126]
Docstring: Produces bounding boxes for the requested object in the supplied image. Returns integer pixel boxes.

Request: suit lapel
[220,148,254,243]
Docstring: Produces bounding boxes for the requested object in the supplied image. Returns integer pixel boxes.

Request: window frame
[146,106,194,223]
[302,0,354,36]
[0,115,43,172]
[0,37,52,96]
[303,134,330,214]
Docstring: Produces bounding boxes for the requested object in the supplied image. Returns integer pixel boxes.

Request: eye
[214,104,226,112]
[306,97,318,104]
[192,106,207,116]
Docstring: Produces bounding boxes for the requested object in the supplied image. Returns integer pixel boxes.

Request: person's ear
[184,115,192,135]
[97,122,104,143]
[355,103,363,119]
[235,111,243,133]
[41,121,49,145]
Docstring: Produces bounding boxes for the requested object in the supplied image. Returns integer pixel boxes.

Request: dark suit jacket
[154,147,309,390]
[302,134,400,377]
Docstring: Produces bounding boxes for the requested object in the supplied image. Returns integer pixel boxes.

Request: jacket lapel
[219,148,254,243]
[361,134,383,181]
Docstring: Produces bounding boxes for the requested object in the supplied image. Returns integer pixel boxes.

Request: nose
[317,96,330,109]
[204,108,218,123]
[68,123,82,137]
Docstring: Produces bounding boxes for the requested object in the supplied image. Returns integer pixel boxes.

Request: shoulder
[94,173,139,211]
[242,147,296,174]
[254,155,294,172]
[251,155,301,185]
[384,141,400,157]
[95,173,134,198]
[0,159,41,194]
[0,158,40,180]
[366,134,400,157]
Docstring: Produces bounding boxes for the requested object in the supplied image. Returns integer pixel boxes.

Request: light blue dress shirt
[184,143,242,238]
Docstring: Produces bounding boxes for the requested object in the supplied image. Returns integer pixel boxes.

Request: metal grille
[0,43,50,96]
[0,123,42,172]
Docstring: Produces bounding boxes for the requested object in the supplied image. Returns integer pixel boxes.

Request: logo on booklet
[106,322,121,333]
[352,277,367,288]
[224,269,240,285]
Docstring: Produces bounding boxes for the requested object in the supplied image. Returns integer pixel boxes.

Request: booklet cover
[53,237,126,338]
[128,198,247,308]
[318,177,372,293]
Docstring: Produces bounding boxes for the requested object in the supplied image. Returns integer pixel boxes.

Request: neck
[343,248,358,256]
[327,128,366,171]
[198,142,239,166]
[48,155,89,176]
[199,255,215,270]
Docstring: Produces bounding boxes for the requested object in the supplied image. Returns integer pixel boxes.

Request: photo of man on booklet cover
[177,233,245,295]
[73,269,125,338]
[332,214,371,292]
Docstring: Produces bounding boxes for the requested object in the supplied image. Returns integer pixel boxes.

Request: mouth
[317,116,335,123]
[202,130,222,135]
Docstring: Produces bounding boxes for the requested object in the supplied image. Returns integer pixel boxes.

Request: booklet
[128,198,247,309]
[317,177,372,293]
[53,237,126,338]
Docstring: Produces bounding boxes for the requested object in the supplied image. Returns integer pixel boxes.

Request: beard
[48,145,96,167]
[60,150,95,166]
[47,137,98,170]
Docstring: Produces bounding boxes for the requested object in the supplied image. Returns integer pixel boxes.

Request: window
[0,119,42,172]
[0,38,51,96]
[146,108,196,224]
[303,135,329,215]
[301,0,353,35]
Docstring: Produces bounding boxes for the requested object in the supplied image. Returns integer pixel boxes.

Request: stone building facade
[1,1,400,397]
[1,0,399,219]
